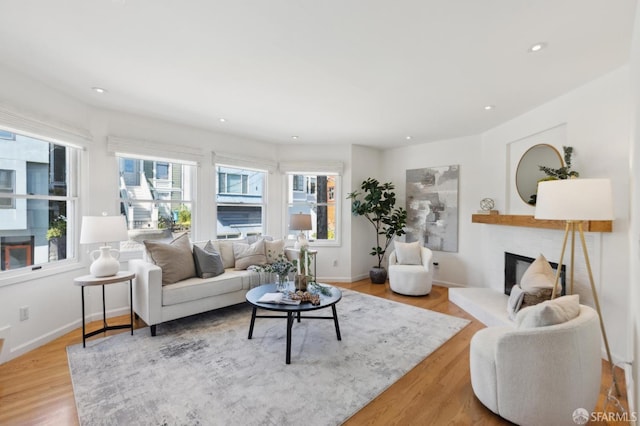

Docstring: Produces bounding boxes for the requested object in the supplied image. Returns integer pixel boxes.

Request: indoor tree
[347,178,407,283]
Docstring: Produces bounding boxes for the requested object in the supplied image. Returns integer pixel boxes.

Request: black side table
[74,271,135,347]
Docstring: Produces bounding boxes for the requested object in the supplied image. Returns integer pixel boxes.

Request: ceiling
[0,0,636,148]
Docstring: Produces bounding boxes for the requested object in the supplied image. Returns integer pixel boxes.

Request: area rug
[67,289,469,426]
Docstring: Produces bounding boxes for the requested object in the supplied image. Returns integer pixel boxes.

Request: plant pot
[369,267,387,284]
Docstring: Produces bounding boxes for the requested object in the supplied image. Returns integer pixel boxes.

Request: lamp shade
[80,215,129,245]
[290,213,312,231]
[534,178,613,221]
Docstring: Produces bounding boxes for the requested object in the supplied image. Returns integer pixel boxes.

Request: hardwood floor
[0,281,628,425]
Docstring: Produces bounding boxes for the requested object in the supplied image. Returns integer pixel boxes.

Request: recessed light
[92,87,107,94]
[528,42,547,53]
[484,105,495,111]
[219,118,226,123]
[405,136,412,140]
[291,136,299,140]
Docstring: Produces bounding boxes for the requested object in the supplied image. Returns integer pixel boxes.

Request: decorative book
[257,292,301,305]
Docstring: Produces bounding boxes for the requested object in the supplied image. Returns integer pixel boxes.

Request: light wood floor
[0,281,628,425]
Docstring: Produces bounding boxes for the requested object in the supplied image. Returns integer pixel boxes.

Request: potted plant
[47,215,67,261]
[347,178,407,284]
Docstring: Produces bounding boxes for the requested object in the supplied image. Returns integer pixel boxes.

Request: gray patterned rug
[67,288,469,426]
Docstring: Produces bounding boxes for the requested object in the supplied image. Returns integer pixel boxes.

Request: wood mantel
[471,213,612,232]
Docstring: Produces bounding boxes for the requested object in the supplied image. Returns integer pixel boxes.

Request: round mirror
[516,144,562,205]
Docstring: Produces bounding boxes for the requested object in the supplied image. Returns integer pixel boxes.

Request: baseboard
[433,280,463,288]
[2,306,131,364]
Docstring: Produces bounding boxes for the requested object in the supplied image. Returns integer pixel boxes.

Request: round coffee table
[246,283,342,364]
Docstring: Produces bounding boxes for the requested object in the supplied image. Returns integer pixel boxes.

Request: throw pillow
[516,294,580,329]
[265,239,285,263]
[143,233,196,285]
[210,238,247,269]
[507,285,526,320]
[192,242,225,279]
[394,241,422,265]
[520,254,558,292]
[233,239,267,270]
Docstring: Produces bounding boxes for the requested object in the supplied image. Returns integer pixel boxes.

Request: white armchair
[470,305,601,426]
[388,246,433,296]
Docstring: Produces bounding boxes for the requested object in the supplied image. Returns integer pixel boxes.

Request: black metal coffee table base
[246,284,342,364]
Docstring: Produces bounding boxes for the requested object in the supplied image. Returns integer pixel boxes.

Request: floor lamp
[534,178,619,396]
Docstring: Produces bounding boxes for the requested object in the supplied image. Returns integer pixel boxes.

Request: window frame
[215,164,267,239]
[284,172,341,247]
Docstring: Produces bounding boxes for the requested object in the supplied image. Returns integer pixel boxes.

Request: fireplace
[504,252,566,296]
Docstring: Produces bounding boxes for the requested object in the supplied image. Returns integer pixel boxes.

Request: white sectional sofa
[130,237,285,336]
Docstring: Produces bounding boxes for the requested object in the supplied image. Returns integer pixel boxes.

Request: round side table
[74,271,135,348]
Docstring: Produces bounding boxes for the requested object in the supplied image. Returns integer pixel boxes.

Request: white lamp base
[294,233,309,250]
[89,246,121,277]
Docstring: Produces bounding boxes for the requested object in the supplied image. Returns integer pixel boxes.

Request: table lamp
[290,213,312,249]
[534,178,618,395]
[80,214,129,277]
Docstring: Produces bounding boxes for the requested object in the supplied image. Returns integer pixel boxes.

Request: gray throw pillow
[143,233,196,285]
[193,243,225,279]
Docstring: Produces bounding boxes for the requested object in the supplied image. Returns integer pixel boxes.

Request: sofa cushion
[144,233,196,285]
[193,242,225,279]
[394,241,422,265]
[233,239,267,270]
[516,294,580,329]
[265,239,285,263]
[162,272,246,306]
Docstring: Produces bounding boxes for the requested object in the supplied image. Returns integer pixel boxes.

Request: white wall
[381,67,632,362]
[349,144,383,280]
[382,135,484,287]
[629,0,640,413]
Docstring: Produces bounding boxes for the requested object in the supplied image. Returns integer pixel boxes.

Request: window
[216,165,266,239]
[0,129,79,272]
[286,173,339,244]
[218,172,249,194]
[117,157,194,246]
[155,162,170,180]
[0,169,15,208]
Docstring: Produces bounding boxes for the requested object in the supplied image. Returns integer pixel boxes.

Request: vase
[369,267,387,284]
[276,273,288,292]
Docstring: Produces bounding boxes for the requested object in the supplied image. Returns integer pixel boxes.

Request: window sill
[0,259,86,288]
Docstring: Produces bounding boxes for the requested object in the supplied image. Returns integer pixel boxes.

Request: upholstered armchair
[470,304,601,426]
[388,242,434,296]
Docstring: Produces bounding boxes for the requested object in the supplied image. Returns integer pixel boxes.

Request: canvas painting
[406,165,459,252]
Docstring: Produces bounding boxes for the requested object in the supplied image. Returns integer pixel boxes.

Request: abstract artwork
[406,165,459,252]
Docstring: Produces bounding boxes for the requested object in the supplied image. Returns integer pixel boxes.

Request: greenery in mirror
[347,178,407,268]
[528,146,580,205]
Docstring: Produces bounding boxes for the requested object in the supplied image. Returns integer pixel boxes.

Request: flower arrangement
[249,253,296,276]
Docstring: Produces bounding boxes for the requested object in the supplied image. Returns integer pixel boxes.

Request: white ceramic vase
[90,246,121,277]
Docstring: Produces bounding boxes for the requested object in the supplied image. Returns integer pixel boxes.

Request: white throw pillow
[233,239,267,270]
[520,254,558,292]
[516,294,580,329]
[210,238,247,269]
[265,239,285,263]
[394,241,422,265]
[507,285,526,320]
